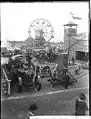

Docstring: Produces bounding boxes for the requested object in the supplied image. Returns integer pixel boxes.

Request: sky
[1,2,89,42]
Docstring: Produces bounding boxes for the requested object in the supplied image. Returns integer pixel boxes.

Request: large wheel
[29,19,54,43]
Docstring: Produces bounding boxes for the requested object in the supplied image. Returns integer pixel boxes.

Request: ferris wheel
[28,19,54,42]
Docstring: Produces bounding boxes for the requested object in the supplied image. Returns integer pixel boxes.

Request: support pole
[68,28,71,64]
[7,80,11,95]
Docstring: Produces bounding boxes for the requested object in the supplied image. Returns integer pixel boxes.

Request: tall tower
[64,21,78,62]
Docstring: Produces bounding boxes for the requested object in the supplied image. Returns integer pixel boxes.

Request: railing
[1,67,11,96]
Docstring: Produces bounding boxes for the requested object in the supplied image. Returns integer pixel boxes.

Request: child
[26,103,38,119]
[75,93,88,115]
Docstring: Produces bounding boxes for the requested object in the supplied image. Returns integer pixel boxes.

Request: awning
[11,55,23,60]
[33,48,47,52]
[75,42,88,52]
[1,40,14,51]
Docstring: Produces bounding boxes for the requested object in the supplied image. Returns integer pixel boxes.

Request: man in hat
[17,76,23,93]
[62,71,70,89]
[26,51,32,67]
[75,93,88,115]
[36,64,40,75]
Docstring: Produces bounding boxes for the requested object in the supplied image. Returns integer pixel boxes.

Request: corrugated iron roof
[64,21,78,26]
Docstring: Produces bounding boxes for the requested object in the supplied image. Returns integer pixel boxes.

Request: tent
[1,40,14,51]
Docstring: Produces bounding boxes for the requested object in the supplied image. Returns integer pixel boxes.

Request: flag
[72,16,82,20]
[70,12,82,20]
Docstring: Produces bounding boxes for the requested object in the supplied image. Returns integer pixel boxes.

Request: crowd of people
[2,48,77,95]
[2,45,87,96]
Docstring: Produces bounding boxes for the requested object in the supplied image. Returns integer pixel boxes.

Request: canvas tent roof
[64,21,78,26]
[1,40,14,51]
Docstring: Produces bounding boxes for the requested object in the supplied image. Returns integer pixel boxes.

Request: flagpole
[70,12,82,20]
[68,13,73,64]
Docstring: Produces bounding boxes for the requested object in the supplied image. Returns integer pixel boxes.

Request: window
[76,51,85,61]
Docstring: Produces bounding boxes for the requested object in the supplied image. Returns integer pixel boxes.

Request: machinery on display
[48,68,77,88]
[1,55,41,96]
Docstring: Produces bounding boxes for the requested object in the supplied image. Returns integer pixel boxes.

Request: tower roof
[64,21,78,26]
